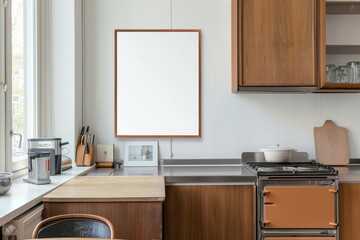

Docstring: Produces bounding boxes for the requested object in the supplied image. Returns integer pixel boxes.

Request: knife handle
[91,135,95,145]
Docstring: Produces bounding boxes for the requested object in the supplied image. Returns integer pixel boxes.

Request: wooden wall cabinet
[232,0,360,92]
[163,185,256,240]
[320,1,360,91]
[339,183,360,240]
[232,0,322,92]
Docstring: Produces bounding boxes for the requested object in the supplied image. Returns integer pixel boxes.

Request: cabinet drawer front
[263,186,336,228]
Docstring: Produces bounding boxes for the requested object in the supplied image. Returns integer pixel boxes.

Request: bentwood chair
[32,214,114,239]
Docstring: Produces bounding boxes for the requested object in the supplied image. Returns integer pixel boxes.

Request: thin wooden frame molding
[114,29,201,138]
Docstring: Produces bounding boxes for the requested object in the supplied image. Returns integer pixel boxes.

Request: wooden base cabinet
[339,183,360,240]
[41,176,164,240]
[164,185,255,240]
[42,202,162,240]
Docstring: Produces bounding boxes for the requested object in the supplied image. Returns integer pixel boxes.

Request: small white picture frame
[124,141,158,166]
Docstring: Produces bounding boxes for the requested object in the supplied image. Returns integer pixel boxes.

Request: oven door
[263,186,337,229]
[264,238,336,240]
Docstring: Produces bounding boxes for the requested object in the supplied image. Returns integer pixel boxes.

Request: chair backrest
[32,214,115,239]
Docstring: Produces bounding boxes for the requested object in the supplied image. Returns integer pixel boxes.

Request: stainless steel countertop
[335,164,360,183]
[87,165,257,185]
[86,160,360,184]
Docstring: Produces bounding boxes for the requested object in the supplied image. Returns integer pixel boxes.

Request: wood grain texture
[339,183,360,240]
[42,176,165,202]
[96,162,114,168]
[231,0,240,92]
[42,202,162,240]
[314,120,349,165]
[318,0,327,89]
[241,0,317,86]
[164,185,256,240]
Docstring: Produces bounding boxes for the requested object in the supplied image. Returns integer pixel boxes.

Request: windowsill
[0,165,95,226]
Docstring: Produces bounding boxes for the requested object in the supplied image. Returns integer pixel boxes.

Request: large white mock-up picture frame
[115,30,201,138]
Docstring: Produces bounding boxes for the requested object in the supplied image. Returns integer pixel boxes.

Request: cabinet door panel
[164,185,255,240]
[265,238,335,240]
[43,202,162,240]
[242,0,316,86]
[263,186,336,229]
[339,183,360,240]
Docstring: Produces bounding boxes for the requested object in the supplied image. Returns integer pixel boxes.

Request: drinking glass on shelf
[326,64,336,83]
[335,65,349,83]
[347,61,360,83]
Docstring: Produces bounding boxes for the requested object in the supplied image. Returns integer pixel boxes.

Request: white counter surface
[0,166,94,226]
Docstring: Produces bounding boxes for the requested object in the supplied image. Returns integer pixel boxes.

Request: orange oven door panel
[263,186,336,229]
[265,238,336,240]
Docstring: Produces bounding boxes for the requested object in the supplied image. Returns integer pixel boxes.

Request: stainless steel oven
[245,161,338,240]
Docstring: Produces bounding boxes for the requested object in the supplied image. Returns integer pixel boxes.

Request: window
[11,0,37,172]
[0,0,37,173]
[0,1,6,172]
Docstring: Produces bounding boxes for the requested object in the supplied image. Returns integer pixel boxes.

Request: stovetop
[244,160,338,176]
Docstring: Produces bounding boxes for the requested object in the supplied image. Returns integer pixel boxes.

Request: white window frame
[11,0,38,173]
[1,0,39,175]
[0,0,7,172]
[3,0,13,173]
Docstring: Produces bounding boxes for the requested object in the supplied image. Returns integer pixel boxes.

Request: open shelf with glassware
[321,0,360,91]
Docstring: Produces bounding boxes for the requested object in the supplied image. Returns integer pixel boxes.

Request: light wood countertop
[42,176,165,202]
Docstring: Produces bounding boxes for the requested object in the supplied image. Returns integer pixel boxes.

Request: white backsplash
[82,0,360,161]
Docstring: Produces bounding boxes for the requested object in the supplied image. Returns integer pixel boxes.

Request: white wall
[83,0,360,161]
[51,0,79,160]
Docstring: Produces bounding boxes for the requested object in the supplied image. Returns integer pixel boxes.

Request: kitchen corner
[0,166,94,227]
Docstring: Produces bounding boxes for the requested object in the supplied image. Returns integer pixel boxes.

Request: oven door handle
[264,202,275,206]
[261,220,271,228]
[263,189,271,195]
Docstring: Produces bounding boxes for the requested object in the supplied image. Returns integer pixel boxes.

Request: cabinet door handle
[264,220,271,225]
[263,189,271,194]
[329,189,337,193]
[329,222,338,226]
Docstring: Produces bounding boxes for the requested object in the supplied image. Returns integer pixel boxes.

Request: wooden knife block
[76,144,95,166]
